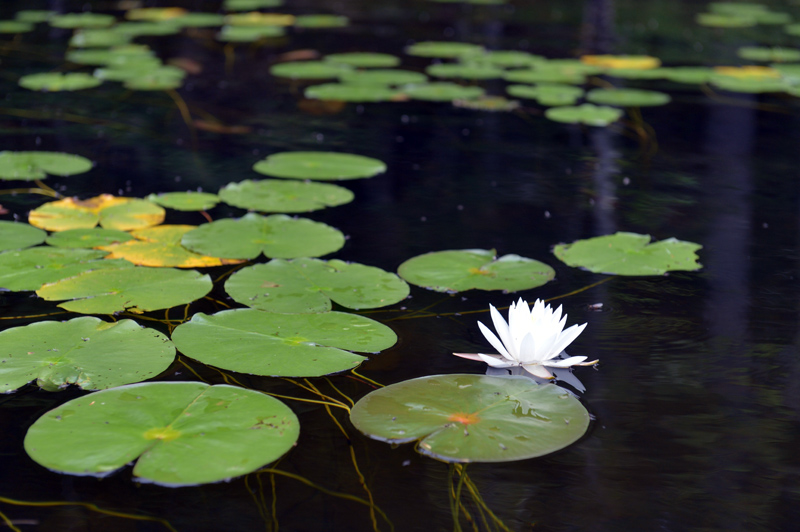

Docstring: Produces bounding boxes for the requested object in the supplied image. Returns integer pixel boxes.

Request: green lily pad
[14,10,55,23]
[24,382,299,486]
[0,151,92,181]
[0,221,46,251]
[425,63,504,80]
[0,248,131,291]
[253,151,386,180]
[49,13,116,29]
[294,15,349,28]
[218,24,285,41]
[506,84,584,106]
[0,20,34,33]
[66,45,156,66]
[452,96,519,112]
[45,228,134,249]
[95,64,183,83]
[114,21,182,37]
[305,83,401,102]
[785,23,800,36]
[0,317,174,393]
[397,249,555,293]
[604,67,667,80]
[709,2,767,15]
[170,13,227,27]
[37,266,213,314]
[696,12,756,27]
[503,68,586,85]
[225,258,409,313]
[224,0,284,10]
[472,50,544,68]
[97,199,166,231]
[339,69,428,86]
[553,232,703,275]
[123,68,186,90]
[69,29,132,48]
[586,88,671,107]
[270,60,351,79]
[659,67,714,84]
[737,46,800,62]
[145,191,220,211]
[181,213,344,260]
[219,179,354,212]
[544,104,623,126]
[404,41,485,59]
[350,374,590,462]
[171,308,396,377]
[19,73,102,92]
[710,75,788,93]
[324,52,401,68]
[402,82,485,101]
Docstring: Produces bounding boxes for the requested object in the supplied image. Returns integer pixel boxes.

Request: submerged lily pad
[544,104,623,126]
[350,374,590,462]
[0,248,131,291]
[219,179,354,212]
[171,308,397,377]
[305,83,401,102]
[402,82,485,101]
[19,72,102,92]
[181,213,344,260]
[553,232,702,275]
[404,41,484,58]
[24,382,299,486]
[397,249,555,292]
[586,88,671,107]
[37,266,213,314]
[0,221,46,251]
[225,258,409,313]
[145,191,220,211]
[253,151,386,180]
[0,151,92,181]
[0,317,175,393]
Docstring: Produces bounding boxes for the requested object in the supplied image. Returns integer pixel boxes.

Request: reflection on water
[0,0,799,530]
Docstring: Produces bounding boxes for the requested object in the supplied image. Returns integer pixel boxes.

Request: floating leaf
[397,249,555,292]
[67,45,156,66]
[24,382,299,486]
[503,68,585,85]
[339,69,427,86]
[14,10,55,23]
[171,308,396,377]
[0,317,174,393]
[69,29,132,48]
[544,104,623,126]
[98,225,245,268]
[219,179,354,212]
[553,232,702,275]
[0,221,46,251]
[658,67,714,84]
[506,84,583,106]
[404,41,484,58]
[270,60,351,79]
[126,7,187,21]
[96,65,184,83]
[145,192,220,211]
[225,258,409,313]
[580,54,661,70]
[45,228,133,249]
[0,151,92,181]
[37,266,213,314]
[19,72,102,92]
[696,13,755,27]
[123,68,186,90]
[324,52,400,68]
[305,83,401,102]
[402,82,485,101]
[218,24,284,41]
[224,0,285,10]
[226,12,294,26]
[452,96,520,112]
[471,50,543,68]
[29,195,165,232]
[98,199,166,230]
[49,13,116,29]
[114,21,182,37]
[737,46,800,62]
[586,88,671,107]
[181,213,344,260]
[425,63,504,80]
[350,374,590,462]
[294,15,349,28]
[0,248,131,291]
[253,151,386,180]
[0,20,34,33]
[169,13,227,27]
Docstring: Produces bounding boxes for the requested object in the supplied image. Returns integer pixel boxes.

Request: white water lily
[454,298,597,379]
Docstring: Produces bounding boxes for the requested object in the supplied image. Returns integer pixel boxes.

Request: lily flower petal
[477,353,516,368]
[488,304,514,357]
[477,320,512,361]
[522,363,554,379]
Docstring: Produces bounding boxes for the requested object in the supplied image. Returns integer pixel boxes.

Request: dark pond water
[1,0,800,530]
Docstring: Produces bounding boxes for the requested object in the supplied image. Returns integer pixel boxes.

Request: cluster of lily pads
[0,1,709,488]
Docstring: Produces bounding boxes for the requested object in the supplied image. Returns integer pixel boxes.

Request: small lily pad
[218,25,284,41]
[506,84,583,106]
[305,83,401,102]
[37,266,213,314]
[324,52,401,68]
[0,151,92,181]
[659,67,714,84]
[0,221,46,251]
[339,69,428,86]
[24,382,299,486]
[425,63,504,80]
[452,96,519,112]
[294,15,349,28]
[404,41,484,59]
[553,232,702,275]
[397,249,555,292]
[145,191,220,211]
[0,248,131,291]
[270,61,351,80]
[67,45,156,66]
[69,29,132,48]
[49,12,116,29]
[225,258,409,313]
[544,104,623,126]
[0,20,34,33]
[172,309,396,376]
[181,213,344,260]
[123,68,187,90]
[349,374,590,462]
[14,10,55,23]
[402,82,485,101]
[473,50,543,68]
[219,179,354,212]
[114,21,182,37]
[586,88,671,107]
[19,73,102,92]
[737,46,800,62]
[45,228,133,249]
[169,13,227,27]
[503,68,585,85]
[0,317,175,393]
[225,0,285,10]
[253,151,386,181]
[696,12,756,27]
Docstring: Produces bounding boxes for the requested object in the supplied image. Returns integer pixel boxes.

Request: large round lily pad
[253,151,386,181]
[350,374,590,462]
[0,221,46,251]
[24,382,299,486]
[219,179,354,212]
[171,308,397,377]
[181,213,344,260]
[0,248,132,291]
[397,249,555,292]
[0,151,92,181]
[553,232,702,275]
[0,317,174,393]
[225,258,409,313]
[36,266,213,314]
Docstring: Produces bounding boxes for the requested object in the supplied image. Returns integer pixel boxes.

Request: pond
[0,0,799,530]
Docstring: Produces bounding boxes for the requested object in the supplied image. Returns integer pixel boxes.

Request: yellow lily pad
[29,195,165,232]
[580,54,661,70]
